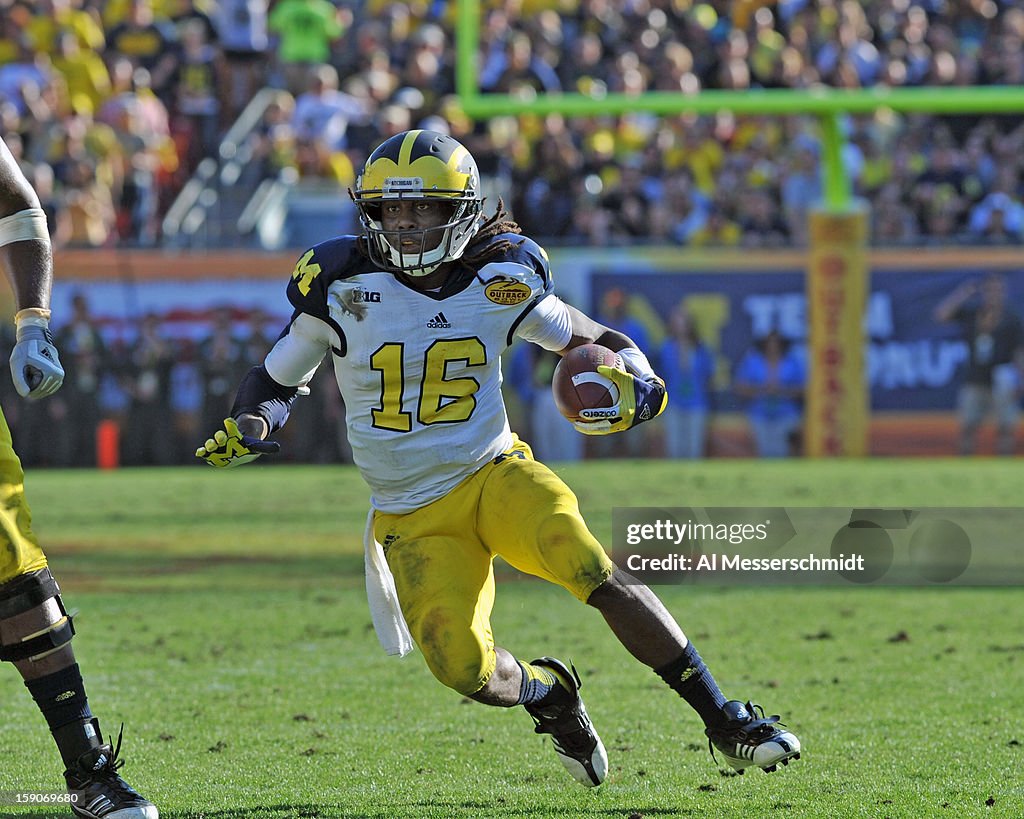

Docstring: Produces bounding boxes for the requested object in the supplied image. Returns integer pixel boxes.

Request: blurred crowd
[505,287,808,463]
[0,296,351,467]
[1,0,1023,250]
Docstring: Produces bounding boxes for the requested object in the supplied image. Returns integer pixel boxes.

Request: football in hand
[551,343,622,421]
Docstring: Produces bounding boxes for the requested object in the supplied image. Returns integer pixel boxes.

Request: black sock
[25,664,100,766]
[516,660,571,708]
[655,643,728,729]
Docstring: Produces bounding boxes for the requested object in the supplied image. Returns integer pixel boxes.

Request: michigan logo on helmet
[351,130,485,277]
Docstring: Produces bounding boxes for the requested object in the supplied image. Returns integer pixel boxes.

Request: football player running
[198,130,800,786]
[0,136,158,818]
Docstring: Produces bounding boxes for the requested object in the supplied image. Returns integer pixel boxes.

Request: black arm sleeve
[230,365,300,433]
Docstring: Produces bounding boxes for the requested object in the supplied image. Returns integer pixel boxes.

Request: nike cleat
[706,700,801,774]
[65,725,158,819]
[524,657,608,787]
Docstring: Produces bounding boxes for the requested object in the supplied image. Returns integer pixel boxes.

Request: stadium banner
[585,263,1024,414]
[805,207,869,457]
[24,251,299,342]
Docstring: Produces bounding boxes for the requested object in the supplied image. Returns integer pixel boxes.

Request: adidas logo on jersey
[426,312,452,329]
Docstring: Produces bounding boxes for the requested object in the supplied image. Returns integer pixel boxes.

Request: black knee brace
[0,568,76,662]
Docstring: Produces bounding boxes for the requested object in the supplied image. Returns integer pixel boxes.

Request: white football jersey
[264,234,569,513]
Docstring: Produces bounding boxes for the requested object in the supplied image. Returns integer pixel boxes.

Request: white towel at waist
[363,508,414,657]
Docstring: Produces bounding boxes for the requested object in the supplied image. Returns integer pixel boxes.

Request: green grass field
[1,460,1022,819]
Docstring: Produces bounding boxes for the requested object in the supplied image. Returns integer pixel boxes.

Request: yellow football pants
[374,438,614,696]
[0,408,48,586]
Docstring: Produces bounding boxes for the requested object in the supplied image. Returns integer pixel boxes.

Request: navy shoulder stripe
[285,236,373,320]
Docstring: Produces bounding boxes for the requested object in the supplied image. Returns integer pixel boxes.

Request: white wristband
[617,346,656,380]
[0,208,49,247]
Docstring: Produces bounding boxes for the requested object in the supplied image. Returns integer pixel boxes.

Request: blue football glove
[196,417,281,468]
[572,365,668,436]
[10,324,64,399]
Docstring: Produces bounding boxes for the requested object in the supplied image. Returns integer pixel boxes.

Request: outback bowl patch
[484,280,532,305]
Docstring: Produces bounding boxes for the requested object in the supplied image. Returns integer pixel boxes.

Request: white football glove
[10,323,64,399]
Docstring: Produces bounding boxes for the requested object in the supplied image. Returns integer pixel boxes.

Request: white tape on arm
[0,208,49,247]
[14,307,51,334]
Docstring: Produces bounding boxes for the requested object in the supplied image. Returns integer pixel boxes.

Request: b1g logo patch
[484,280,532,305]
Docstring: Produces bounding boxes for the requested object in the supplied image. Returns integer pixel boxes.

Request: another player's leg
[0,445,157,818]
[587,568,801,774]
[0,569,158,818]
